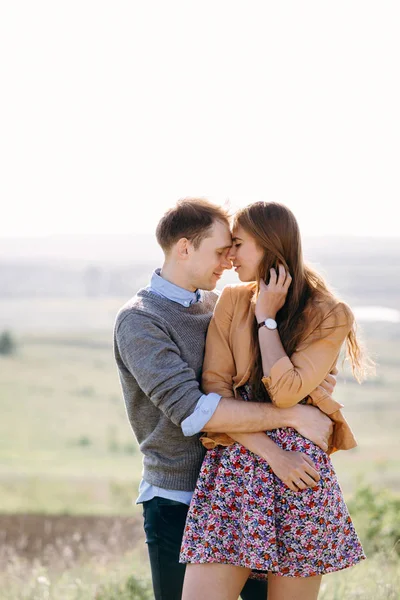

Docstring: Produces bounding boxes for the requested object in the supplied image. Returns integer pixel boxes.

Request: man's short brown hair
[156,198,230,253]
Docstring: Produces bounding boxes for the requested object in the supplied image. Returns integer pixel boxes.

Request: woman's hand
[229,432,321,492]
[255,264,292,322]
[267,447,320,492]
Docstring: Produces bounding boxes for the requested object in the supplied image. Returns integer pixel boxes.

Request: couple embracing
[114,198,366,600]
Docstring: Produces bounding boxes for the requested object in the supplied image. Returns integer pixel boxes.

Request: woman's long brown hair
[233,202,368,402]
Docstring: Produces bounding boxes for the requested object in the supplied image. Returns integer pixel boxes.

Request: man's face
[188,220,232,290]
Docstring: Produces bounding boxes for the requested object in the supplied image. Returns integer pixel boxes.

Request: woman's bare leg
[267,572,322,600]
[182,563,252,600]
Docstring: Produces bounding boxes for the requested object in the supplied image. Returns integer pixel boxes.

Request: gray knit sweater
[114,288,218,491]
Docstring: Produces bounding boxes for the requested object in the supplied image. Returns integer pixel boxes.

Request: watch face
[265,318,277,330]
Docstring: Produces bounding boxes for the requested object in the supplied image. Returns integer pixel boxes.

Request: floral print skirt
[179,427,365,578]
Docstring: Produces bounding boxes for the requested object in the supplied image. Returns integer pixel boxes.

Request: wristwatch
[258,318,278,330]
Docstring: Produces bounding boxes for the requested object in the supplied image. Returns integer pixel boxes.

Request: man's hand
[285,404,333,453]
[320,367,338,396]
[267,448,320,492]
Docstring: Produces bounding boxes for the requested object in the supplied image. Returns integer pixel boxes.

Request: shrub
[77,436,92,447]
[0,331,16,356]
[95,574,152,600]
[123,443,137,455]
[348,482,400,556]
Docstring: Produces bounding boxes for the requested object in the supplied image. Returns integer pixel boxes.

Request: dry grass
[0,513,151,599]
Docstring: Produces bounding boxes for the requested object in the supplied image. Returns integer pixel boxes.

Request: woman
[180,202,366,600]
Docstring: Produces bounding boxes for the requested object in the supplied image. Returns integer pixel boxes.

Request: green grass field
[0,331,143,515]
[1,324,398,514]
[0,299,399,598]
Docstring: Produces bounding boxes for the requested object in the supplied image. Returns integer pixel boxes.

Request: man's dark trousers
[143,497,268,600]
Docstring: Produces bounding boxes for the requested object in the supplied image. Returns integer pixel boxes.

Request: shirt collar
[149,268,203,307]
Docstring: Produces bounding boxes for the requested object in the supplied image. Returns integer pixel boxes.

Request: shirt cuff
[181,393,222,437]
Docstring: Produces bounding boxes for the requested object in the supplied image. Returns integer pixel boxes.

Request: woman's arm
[227,431,320,492]
[255,266,353,407]
[259,305,352,407]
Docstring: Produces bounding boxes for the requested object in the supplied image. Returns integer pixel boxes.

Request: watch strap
[258,318,278,330]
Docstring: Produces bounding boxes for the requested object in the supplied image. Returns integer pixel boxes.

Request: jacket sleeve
[200,286,237,449]
[115,311,202,427]
[262,302,353,408]
[202,286,236,397]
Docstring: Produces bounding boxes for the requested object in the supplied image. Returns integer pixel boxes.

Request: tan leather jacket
[200,283,357,455]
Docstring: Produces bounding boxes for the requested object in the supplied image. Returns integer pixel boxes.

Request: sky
[1,1,399,238]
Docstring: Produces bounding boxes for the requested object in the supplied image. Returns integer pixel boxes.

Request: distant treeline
[0,263,155,298]
[1,245,400,308]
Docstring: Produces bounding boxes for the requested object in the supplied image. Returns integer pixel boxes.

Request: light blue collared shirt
[136,269,221,505]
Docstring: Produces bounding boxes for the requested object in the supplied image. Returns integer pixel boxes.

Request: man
[114,198,335,600]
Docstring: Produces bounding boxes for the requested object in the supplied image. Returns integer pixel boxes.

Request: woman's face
[229,225,264,282]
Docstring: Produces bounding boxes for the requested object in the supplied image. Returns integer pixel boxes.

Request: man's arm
[116,310,333,450]
[115,311,204,426]
[203,399,333,453]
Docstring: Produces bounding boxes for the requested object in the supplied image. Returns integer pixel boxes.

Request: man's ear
[176,237,191,260]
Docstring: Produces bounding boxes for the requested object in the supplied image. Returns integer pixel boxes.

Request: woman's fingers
[283,272,292,291]
[295,472,319,489]
[290,464,320,491]
[302,454,321,481]
[273,264,292,291]
[294,479,308,490]
[264,265,292,292]
[285,480,298,492]
[277,264,286,286]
